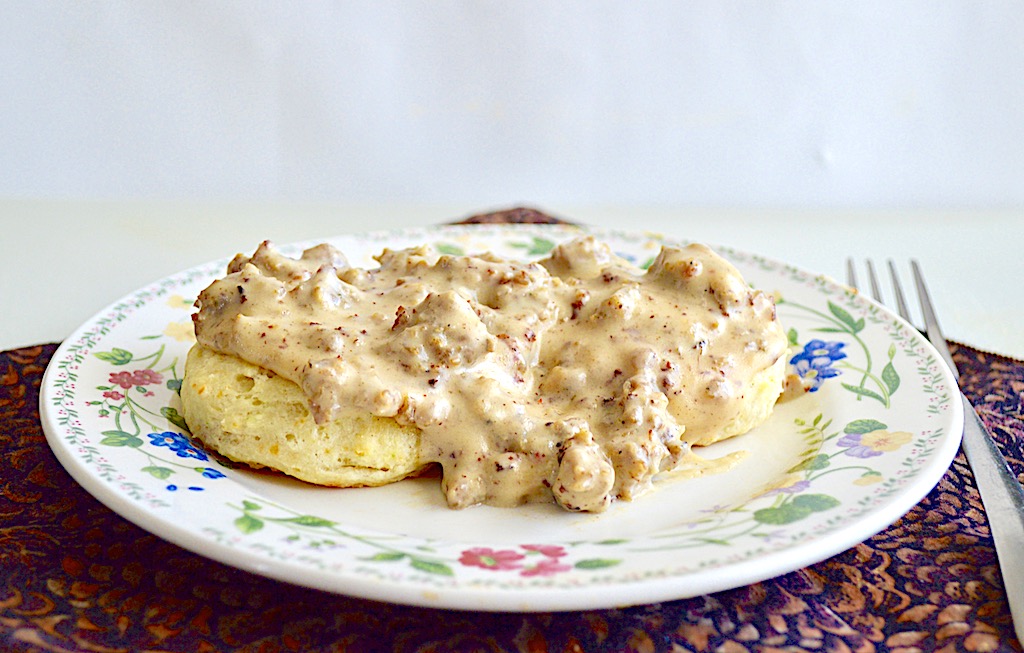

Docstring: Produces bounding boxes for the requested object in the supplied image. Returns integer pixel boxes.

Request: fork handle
[958,392,1024,644]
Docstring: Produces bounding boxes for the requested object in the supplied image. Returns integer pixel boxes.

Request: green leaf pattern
[227,498,611,578]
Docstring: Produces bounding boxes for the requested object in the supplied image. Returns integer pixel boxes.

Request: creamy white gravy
[193,236,788,511]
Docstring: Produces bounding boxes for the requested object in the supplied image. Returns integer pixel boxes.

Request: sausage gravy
[192,236,788,511]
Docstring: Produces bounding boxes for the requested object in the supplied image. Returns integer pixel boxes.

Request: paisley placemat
[3,341,1021,652]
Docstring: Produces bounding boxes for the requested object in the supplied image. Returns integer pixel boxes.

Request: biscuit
[180,344,423,486]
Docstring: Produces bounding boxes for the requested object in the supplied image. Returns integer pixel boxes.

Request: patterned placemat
[2,342,1021,652]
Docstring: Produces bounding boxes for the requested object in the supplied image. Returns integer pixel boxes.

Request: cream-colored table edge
[2,198,1021,360]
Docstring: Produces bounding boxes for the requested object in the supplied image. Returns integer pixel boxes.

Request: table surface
[2,199,1022,360]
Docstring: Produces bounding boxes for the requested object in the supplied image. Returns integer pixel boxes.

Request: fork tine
[865,260,882,302]
[910,260,959,380]
[886,260,913,323]
[845,258,858,290]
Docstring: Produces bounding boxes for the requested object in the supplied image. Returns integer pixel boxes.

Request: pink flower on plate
[131,369,163,386]
[458,547,525,571]
[102,390,124,401]
[521,544,567,559]
[109,371,136,389]
[520,557,572,578]
[108,369,164,389]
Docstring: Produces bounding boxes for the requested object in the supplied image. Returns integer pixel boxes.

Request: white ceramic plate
[40,223,962,612]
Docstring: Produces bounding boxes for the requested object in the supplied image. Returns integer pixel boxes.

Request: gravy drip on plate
[193,236,788,512]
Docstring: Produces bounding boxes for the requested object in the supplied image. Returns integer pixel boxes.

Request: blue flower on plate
[166,484,204,492]
[199,467,226,480]
[148,431,209,461]
[789,339,847,391]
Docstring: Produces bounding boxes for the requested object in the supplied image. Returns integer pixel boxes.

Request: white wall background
[2,1,1023,209]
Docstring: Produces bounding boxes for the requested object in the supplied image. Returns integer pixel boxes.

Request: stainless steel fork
[847,259,1024,644]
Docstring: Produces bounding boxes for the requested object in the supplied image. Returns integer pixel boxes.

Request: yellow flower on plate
[166,294,194,310]
[860,430,912,453]
[853,472,884,486]
[163,321,195,343]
